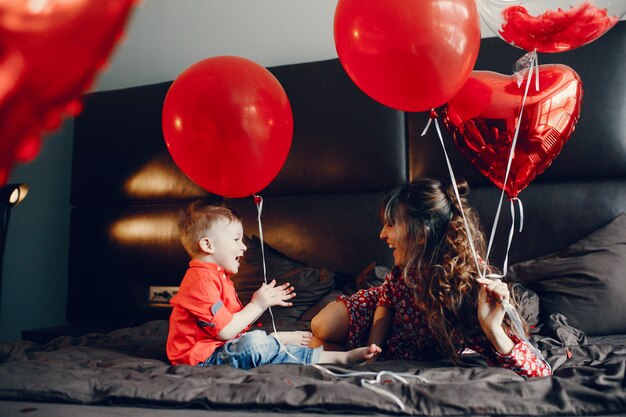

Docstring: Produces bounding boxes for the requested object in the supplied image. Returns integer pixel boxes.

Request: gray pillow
[355,262,389,290]
[508,213,626,336]
[510,281,541,329]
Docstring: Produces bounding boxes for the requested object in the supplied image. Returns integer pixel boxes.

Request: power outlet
[149,286,179,305]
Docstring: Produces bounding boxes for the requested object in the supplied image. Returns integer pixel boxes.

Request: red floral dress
[338,267,551,378]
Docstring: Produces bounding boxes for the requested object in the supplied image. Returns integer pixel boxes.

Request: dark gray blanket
[1,319,625,416]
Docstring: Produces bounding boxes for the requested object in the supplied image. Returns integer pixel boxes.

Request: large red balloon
[334,0,481,112]
[162,56,293,198]
[0,0,138,185]
[443,65,583,199]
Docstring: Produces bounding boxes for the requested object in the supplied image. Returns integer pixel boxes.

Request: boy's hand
[251,279,296,310]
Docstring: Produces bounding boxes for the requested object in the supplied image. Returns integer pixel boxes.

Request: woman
[310,178,550,378]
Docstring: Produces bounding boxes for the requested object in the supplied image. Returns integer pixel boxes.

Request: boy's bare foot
[270,331,313,346]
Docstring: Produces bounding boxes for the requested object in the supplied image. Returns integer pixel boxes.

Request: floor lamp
[0,183,29,318]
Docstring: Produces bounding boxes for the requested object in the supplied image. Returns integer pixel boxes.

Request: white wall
[0,0,541,341]
[95,1,498,92]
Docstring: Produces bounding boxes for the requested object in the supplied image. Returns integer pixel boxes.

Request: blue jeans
[197,330,323,369]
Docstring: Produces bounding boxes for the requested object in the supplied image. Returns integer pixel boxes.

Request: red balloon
[443,65,583,199]
[478,0,625,53]
[0,0,138,185]
[162,56,293,198]
[334,0,481,112]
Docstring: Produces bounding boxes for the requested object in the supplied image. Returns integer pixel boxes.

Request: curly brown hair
[380,178,516,362]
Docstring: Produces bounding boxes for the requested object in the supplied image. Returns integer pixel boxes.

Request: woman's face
[380,222,407,266]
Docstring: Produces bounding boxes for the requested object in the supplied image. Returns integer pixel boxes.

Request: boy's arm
[216,302,264,340]
[217,279,295,340]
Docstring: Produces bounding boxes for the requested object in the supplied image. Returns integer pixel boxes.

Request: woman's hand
[476,277,516,355]
[476,277,509,335]
[251,279,296,310]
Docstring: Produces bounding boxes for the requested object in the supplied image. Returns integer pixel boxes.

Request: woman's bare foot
[270,331,313,346]
[319,344,382,365]
[345,344,382,364]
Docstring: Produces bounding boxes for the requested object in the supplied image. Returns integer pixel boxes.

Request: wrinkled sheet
[1,318,626,416]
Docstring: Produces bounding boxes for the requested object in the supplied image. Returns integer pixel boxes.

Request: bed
[1,21,625,417]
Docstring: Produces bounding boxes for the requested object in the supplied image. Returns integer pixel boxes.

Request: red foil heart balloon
[442,65,583,198]
[0,0,137,184]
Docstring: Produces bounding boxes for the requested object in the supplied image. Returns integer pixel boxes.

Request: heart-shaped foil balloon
[442,64,583,198]
[0,0,137,184]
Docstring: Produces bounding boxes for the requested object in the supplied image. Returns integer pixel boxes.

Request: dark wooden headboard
[68,22,626,327]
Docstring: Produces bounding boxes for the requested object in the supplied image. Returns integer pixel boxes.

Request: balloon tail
[490,198,524,280]
[431,82,551,373]
[480,55,551,372]
[483,51,537,277]
[420,108,439,136]
[253,195,268,284]
[253,195,291,355]
[432,117,483,274]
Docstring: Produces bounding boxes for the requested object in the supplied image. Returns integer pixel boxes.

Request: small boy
[166,200,380,369]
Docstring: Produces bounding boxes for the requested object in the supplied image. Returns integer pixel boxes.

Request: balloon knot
[429,109,439,119]
[253,195,263,205]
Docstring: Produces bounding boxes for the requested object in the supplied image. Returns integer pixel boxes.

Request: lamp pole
[0,184,29,319]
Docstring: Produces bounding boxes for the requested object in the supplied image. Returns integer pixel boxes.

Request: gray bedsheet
[1,319,625,416]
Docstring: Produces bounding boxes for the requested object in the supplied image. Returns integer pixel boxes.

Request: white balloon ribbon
[253,195,284,349]
[483,50,537,279]
[423,80,551,371]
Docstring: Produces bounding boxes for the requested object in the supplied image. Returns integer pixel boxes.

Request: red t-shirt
[166,260,250,366]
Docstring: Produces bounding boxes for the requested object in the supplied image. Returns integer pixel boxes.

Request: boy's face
[206,218,247,274]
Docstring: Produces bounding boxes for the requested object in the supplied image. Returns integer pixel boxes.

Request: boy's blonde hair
[179,200,242,257]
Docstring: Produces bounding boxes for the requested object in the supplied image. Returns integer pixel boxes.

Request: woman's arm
[367,268,399,358]
[481,322,515,355]
[367,306,393,349]
[475,277,551,377]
